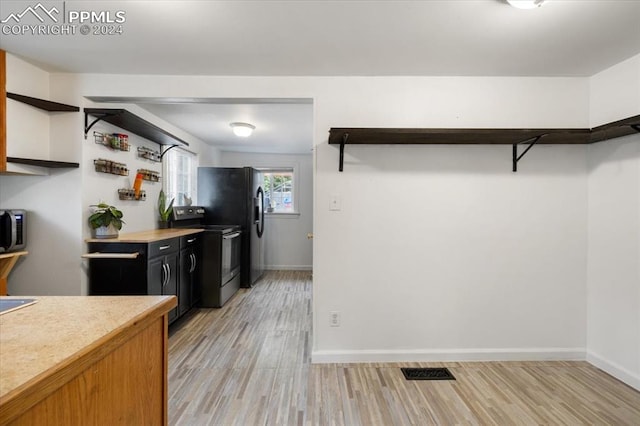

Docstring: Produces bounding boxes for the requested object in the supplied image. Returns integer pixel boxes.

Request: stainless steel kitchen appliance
[0,209,26,253]
[171,206,242,308]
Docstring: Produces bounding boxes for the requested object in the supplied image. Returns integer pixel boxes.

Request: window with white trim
[163,147,197,206]
[261,168,296,214]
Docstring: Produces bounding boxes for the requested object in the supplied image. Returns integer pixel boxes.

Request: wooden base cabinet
[0,297,175,426]
[7,318,167,425]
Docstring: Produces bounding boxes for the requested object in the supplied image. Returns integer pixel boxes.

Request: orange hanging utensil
[133,172,144,199]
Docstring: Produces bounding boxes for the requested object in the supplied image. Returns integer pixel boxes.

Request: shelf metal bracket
[339,133,348,172]
[512,134,546,172]
[160,144,179,160]
[84,113,107,139]
[84,111,120,139]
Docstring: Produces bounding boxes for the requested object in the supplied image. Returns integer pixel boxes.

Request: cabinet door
[89,258,146,295]
[192,240,202,306]
[164,252,179,323]
[147,257,164,296]
[179,248,193,316]
[88,243,147,295]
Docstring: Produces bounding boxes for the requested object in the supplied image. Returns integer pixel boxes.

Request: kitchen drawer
[88,242,147,255]
[180,234,200,249]
[148,238,179,258]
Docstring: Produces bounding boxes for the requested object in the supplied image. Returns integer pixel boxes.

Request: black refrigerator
[197,167,265,287]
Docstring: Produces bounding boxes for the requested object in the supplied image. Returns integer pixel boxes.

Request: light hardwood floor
[168,270,640,425]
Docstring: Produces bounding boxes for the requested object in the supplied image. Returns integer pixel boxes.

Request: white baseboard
[312,347,585,364]
[265,265,312,271]
[586,351,640,391]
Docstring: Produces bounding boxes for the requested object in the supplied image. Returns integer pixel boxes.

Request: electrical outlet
[329,311,340,327]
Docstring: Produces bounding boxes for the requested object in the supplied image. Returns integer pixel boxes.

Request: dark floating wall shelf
[329,114,640,172]
[84,108,189,151]
[7,92,79,112]
[3,93,79,172]
[7,157,80,169]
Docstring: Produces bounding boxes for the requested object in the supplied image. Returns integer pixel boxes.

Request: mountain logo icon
[1,3,59,24]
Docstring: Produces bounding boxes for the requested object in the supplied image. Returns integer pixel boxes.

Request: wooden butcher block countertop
[86,228,203,243]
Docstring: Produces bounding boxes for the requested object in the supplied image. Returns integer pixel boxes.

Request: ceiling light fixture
[507,0,546,9]
[230,122,255,137]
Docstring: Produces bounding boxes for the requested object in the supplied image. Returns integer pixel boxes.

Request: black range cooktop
[171,207,240,233]
[201,224,241,233]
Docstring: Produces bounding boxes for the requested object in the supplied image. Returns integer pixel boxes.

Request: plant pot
[158,221,169,229]
[93,224,119,239]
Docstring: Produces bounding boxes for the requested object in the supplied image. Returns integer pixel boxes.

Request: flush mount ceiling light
[230,122,255,137]
[507,0,546,9]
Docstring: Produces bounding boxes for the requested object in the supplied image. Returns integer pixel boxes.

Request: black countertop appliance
[197,167,265,287]
[0,209,27,253]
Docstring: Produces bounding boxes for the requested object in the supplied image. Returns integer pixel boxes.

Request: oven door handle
[223,232,241,240]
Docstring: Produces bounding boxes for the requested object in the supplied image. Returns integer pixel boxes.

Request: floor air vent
[401,367,456,381]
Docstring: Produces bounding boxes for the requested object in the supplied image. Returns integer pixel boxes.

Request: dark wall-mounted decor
[329,114,640,172]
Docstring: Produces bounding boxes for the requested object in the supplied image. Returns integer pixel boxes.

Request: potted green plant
[158,190,175,229]
[88,203,124,238]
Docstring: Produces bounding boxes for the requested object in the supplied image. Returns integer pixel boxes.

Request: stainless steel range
[171,207,242,308]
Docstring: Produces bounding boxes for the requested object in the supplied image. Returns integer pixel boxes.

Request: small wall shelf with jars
[94,159,129,176]
[94,131,130,152]
[137,146,162,162]
[137,168,160,182]
[118,188,146,201]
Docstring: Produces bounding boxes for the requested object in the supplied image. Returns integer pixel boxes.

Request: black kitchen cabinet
[148,239,179,323]
[87,242,147,295]
[87,235,197,324]
[179,234,201,315]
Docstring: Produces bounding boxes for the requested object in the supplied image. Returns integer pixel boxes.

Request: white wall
[10,72,591,360]
[0,55,83,295]
[73,97,222,295]
[221,152,313,270]
[5,52,640,387]
[312,78,589,363]
[79,101,221,235]
[587,54,640,390]
[5,55,50,168]
[0,57,222,295]
[589,54,640,127]
[4,70,595,364]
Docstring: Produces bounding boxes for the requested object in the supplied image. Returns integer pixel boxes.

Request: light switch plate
[329,194,341,211]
